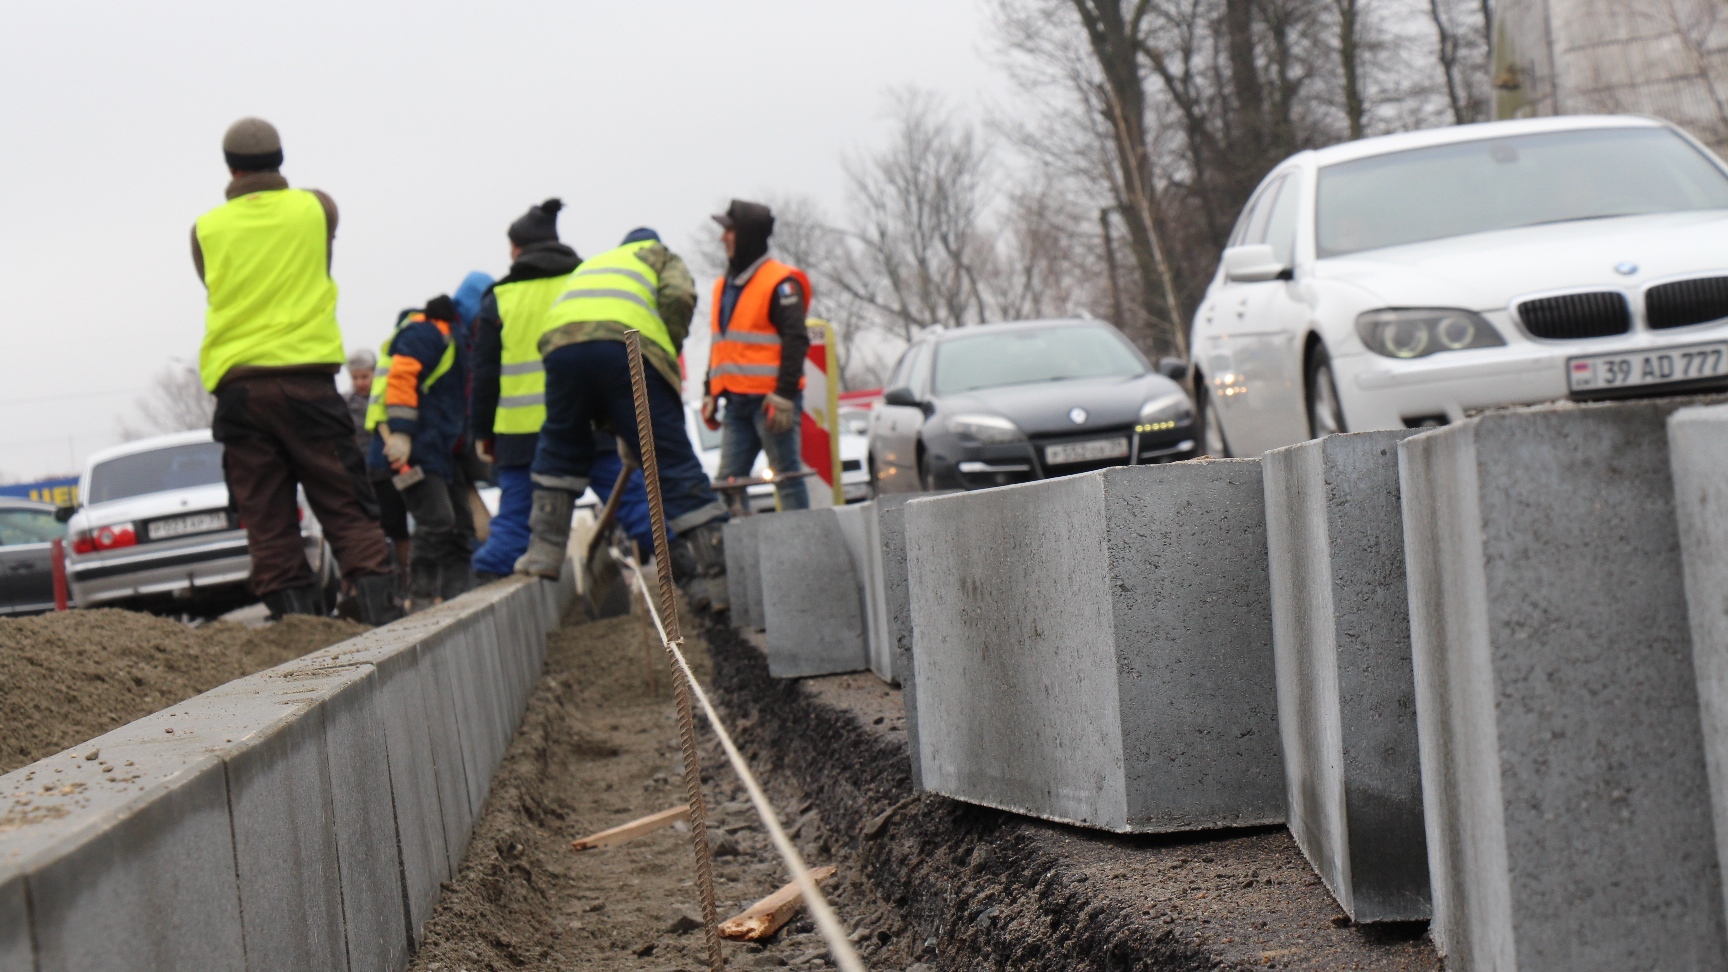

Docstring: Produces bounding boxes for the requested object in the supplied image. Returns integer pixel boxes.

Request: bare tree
[120,360,214,440]
[1429,0,1492,123]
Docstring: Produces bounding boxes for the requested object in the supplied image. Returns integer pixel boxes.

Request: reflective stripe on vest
[544,241,676,357]
[195,188,342,392]
[364,316,454,431]
[492,275,569,434]
[708,259,811,396]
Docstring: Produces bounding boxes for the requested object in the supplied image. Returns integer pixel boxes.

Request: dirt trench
[0,609,368,774]
[408,600,884,971]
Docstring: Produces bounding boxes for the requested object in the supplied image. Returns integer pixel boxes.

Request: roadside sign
[802,321,844,506]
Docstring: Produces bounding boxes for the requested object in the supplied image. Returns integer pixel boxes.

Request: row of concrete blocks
[893,396,1728,972]
[0,574,570,972]
[723,498,909,683]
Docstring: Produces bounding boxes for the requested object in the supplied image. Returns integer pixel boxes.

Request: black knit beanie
[424,295,458,324]
[509,198,563,247]
[223,117,283,172]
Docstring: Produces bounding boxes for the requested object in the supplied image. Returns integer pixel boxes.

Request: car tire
[917,446,937,492]
[1305,343,1347,439]
[1195,375,1233,459]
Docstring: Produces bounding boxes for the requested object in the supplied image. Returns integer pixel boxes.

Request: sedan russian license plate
[147,511,230,541]
[1044,437,1130,466]
[1568,341,1728,394]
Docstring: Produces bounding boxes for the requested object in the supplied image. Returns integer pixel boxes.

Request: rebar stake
[623,330,724,971]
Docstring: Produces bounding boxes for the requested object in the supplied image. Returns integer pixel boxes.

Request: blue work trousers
[718,392,808,510]
[471,464,532,575]
[590,449,661,556]
[531,340,727,533]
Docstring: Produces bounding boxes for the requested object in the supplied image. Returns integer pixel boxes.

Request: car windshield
[0,508,63,546]
[1316,127,1728,257]
[932,325,1146,395]
[88,441,225,504]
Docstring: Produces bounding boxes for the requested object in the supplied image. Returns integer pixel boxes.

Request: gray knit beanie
[508,198,562,247]
[224,117,283,171]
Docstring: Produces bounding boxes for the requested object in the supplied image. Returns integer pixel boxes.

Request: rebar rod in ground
[624,330,725,971]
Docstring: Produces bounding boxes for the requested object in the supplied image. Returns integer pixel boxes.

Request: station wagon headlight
[1356,309,1505,359]
[1137,393,1195,433]
[947,413,1025,444]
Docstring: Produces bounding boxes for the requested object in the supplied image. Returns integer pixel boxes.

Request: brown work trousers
[212,372,393,596]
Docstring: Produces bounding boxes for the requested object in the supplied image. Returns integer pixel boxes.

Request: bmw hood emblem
[1615,262,1639,276]
[1069,407,1088,425]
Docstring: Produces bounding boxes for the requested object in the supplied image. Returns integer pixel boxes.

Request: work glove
[384,431,413,468]
[701,394,722,431]
[475,438,494,463]
[763,393,796,436]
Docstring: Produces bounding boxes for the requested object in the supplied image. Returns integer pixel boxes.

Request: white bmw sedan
[1191,115,1728,458]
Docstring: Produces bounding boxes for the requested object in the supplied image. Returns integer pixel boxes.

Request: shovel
[582,464,635,619]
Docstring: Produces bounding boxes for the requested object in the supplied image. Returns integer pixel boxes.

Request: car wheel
[1196,375,1232,459]
[1305,344,1347,439]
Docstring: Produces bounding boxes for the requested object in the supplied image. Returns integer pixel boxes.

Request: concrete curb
[0,573,570,972]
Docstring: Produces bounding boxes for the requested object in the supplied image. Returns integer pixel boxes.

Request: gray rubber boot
[515,488,574,579]
[668,520,728,612]
[407,557,440,613]
[354,573,403,626]
[262,583,323,620]
[439,555,474,601]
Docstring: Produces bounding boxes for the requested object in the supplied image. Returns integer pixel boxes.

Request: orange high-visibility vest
[708,259,811,396]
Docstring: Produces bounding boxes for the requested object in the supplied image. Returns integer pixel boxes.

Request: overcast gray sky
[0,0,1006,482]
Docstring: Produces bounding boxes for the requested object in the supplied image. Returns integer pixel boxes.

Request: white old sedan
[1191,115,1728,458]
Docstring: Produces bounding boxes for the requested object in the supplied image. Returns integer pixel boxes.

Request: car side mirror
[883,386,919,407]
[54,505,78,523]
[1222,244,1286,283]
[1156,357,1188,381]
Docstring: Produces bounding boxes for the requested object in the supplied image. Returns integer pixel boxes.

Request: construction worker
[192,117,398,624]
[517,228,730,607]
[702,200,812,510]
[366,297,473,609]
[469,199,581,580]
[344,349,376,451]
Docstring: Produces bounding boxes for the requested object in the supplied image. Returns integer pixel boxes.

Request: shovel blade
[583,548,631,619]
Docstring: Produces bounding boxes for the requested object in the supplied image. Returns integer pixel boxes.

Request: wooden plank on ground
[719,866,839,941]
[570,805,689,851]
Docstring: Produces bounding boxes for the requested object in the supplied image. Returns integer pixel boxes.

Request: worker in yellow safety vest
[467,199,581,579]
[515,228,731,610]
[192,117,398,624]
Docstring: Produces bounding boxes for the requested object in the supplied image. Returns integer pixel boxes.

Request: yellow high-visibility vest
[195,188,342,391]
[543,240,676,357]
[492,276,569,434]
[364,316,454,432]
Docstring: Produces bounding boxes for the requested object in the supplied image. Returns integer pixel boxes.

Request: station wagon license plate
[147,511,230,542]
[1044,437,1129,466]
[1568,341,1728,394]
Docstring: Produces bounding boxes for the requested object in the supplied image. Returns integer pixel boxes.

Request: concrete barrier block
[1671,403,1728,943]
[722,518,763,633]
[370,645,451,944]
[1401,400,1727,970]
[0,728,248,971]
[416,626,474,874]
[906,462,1282,832]
[222,694,348,971]
[0,873,31,972]
[879,492,954,791]
[758,508,869,678]
[835,502,893,683]
[321,669,409,972]
[1263,430,1427,923]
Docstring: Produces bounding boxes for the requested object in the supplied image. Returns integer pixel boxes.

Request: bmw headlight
[946,413,1025,445]
[1355,309,1505,359]
[1136,393,1194,434]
